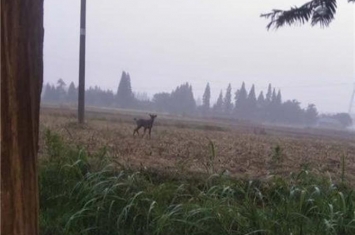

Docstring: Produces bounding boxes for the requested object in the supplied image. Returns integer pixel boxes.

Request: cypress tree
[42,83,52,102]
[223,83,233,115]
[269,88,279,122]
[257,91,265,108]
[246,84,257,119]
[67,81,77,103]
[170,82,196,115]
[265,84,272,103]
[153,92,171,112]
[202,83,211,113]
[213,90,224,114]
[276,90,282,104]
[247,85,257,107]
[56,78,67,102]
[116,71,134,108]
[234,82,248,116]
[257,91,266,121]
[272,88,277,102]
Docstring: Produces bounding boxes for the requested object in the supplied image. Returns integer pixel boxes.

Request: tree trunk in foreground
[1,1,44,235]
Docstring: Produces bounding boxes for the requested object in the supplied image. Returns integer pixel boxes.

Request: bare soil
[39,105,355,184]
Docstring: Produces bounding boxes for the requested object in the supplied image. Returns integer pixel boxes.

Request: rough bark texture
[1,0,44,234]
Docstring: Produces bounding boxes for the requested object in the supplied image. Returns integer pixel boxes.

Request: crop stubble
[39,106,355,184]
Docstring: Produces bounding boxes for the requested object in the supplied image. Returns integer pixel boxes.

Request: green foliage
[261,0,355,29]
[202,138,217,175]
[40,129,89,235]
[268,144,284,174]
[341,154,346,185]
[40,131,355,235]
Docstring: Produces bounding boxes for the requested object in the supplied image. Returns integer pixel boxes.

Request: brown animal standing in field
[133,114,157,138]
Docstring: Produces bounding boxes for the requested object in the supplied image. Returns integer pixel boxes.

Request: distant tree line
[42,71,352,128]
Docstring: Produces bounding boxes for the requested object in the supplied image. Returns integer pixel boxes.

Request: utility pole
[78,0,86,123]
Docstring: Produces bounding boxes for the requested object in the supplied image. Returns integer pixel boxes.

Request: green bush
[40,130,355,235]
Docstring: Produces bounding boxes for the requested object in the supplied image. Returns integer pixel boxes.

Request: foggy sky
[43,0,354,113]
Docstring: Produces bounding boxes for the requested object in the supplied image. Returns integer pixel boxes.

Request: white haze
[43,0,355,113]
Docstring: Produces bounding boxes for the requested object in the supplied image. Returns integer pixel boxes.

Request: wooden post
[1,1,44,235]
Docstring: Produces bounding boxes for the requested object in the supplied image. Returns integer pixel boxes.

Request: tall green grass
[40,130,355,235]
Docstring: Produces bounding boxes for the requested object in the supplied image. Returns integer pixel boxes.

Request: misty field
[39,105,355,183]
[39,106,355,235]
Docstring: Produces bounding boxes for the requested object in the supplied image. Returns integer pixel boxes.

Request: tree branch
[261,0,354,30]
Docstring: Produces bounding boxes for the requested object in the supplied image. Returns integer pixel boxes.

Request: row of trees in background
[42,71,352,128]
[196,82,320,126]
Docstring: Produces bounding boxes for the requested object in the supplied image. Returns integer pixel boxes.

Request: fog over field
[43,0,354,113]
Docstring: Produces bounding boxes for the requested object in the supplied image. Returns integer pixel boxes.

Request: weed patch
[40,130,355,235]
